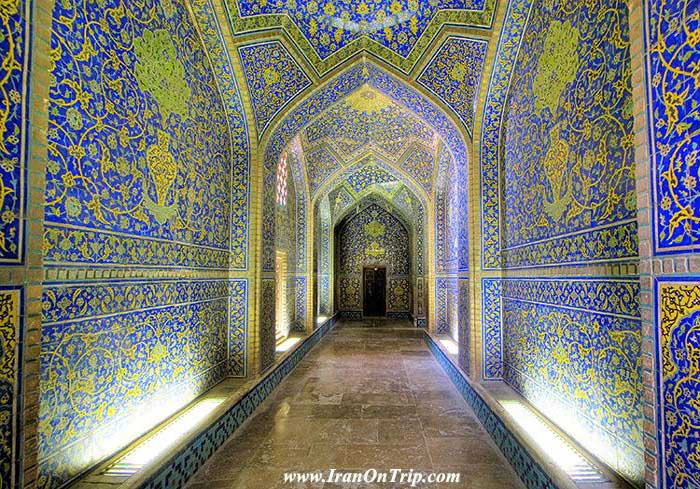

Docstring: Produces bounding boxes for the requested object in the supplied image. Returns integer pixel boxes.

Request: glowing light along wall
[481,0,643,484]
[336,203,411,318]
[274,151,303,339]
[39,0,247,486]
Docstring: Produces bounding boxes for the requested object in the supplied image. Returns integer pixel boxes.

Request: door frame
[363,266,387,317]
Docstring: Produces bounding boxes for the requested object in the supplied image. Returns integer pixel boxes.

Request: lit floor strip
[276,336,300,352]
[103,398,225,477]
[498,400,608,483]
[439,338,459,355]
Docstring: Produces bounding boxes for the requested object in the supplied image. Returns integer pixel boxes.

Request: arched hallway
[1,0,698,488]
[186,320,524,489]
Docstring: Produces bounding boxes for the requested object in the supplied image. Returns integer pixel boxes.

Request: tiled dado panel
[292,276,307,333]
[655,280,700,488]
[644,0,699,255]
[228,279,248,377]
[0,0,30,264]
[38,279,232,488]
[140,316,339,489]
[0,288,22,488]
[435,277,459,339]
[499,278,643,484]
[260,279,276,372]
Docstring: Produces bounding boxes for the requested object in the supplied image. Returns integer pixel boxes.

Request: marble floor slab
[186,321,525,488]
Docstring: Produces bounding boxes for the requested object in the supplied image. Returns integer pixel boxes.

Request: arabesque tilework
[293,276,307,332]
[481,278,502,380]
[39,281,229,487]
[13,0,695,487]
[236,0,486,61]
[417,36,488,134]
[314,159,428,322]
[479,0,645,485]
[0,288,22,488]
[190,0,251,271]
[501,278,643,483]
[140,316,338,488]
[642,3,700,486]
[304,145,342,196]
[401,144,435,195]
[229,280,248,377]
[337,203,410,316]
[501,0,637,268]
[45,0,234,268]
[260,279,276,372]
[0,1,29,264]
[305,88,436,159]
[225,0,496,75]
[238,41,312,137]
[38,0,250,486]
[264,62,466,210]
[645,0,700,255]
[655,280,700,488]
[480,0,534,270]
[345,164,397,193]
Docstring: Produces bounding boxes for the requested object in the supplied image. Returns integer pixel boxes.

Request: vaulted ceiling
[226,0,495,75]
[214,0,496,200]
[301,85,440,196]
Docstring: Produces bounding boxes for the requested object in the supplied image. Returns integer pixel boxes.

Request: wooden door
[363,267,386,317]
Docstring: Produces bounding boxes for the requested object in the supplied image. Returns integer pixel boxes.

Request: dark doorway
[363,267,386,317]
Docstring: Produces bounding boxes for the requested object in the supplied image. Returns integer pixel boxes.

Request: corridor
[186,321,524,489]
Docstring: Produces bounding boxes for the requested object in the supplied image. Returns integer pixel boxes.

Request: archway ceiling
[226,2,491,140]
[320,158,426,226]
[226,0,495,76]
[331,187,420,233]
[301,85,440,196]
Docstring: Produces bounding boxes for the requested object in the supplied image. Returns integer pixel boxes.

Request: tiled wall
[479,0,644,484]
[501,278,642,480]
[436,146,461,338]
[0,0,44,486]
[36,0,251,486]
[336,203,411,317]
[0,288,23,487]
[639,0,700,486]
[3,0,695,488]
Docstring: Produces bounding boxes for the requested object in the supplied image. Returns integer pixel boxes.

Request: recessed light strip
[103,398,225,477]
[498,400,608,484]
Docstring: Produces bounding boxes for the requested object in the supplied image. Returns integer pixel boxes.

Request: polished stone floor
[187,320,525,488]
